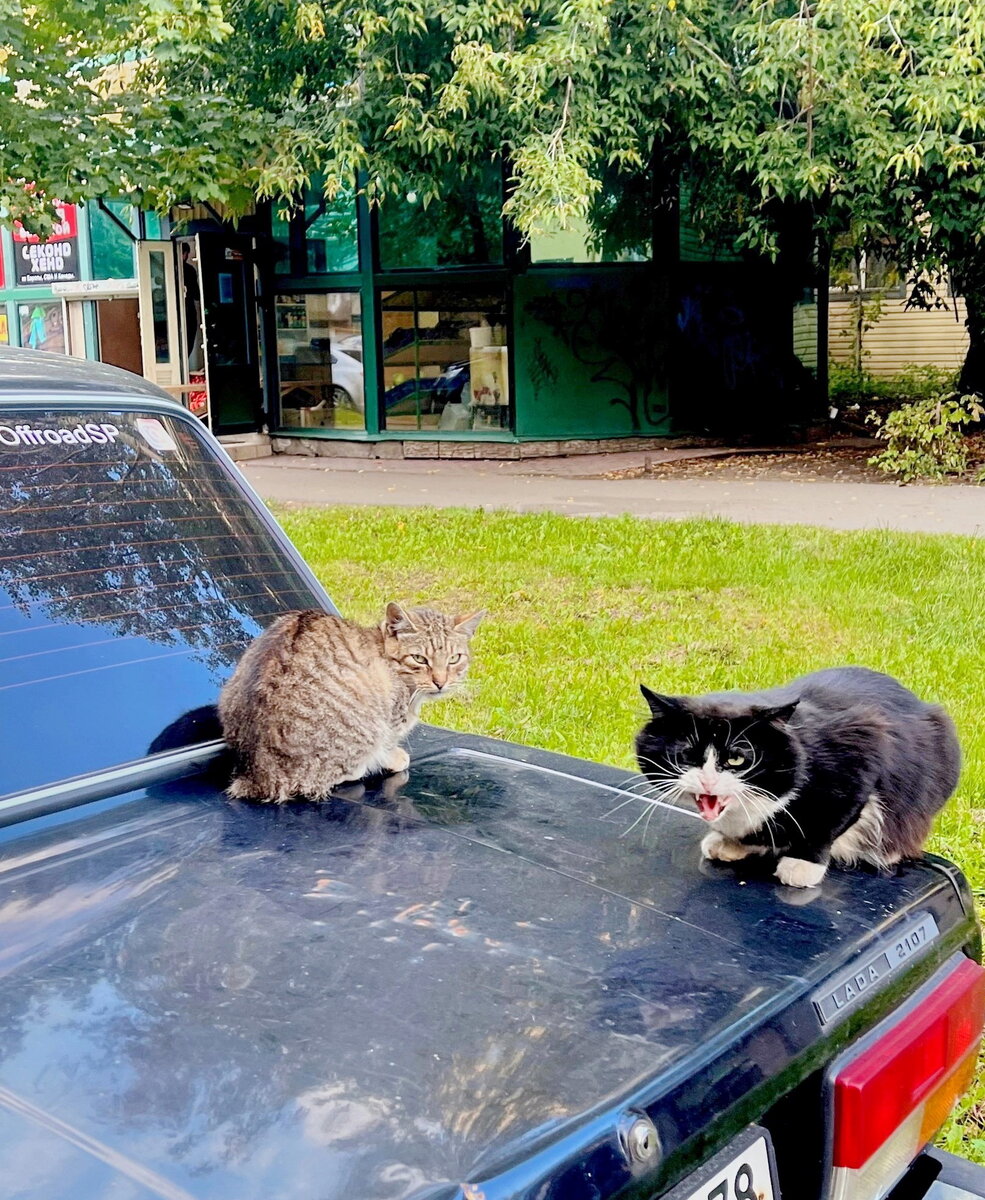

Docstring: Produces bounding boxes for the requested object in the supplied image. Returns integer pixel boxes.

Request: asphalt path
[241,455,985,536]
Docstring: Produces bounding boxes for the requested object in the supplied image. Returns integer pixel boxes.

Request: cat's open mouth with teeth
[695,794,728,820]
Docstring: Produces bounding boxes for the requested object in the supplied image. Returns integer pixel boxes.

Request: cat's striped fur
[219,603,483,802]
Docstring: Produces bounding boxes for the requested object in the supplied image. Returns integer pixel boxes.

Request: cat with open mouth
[634,666,960,888]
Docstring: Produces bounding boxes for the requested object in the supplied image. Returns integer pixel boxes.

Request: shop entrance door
[193,233,263,434]
[136,240,183,392]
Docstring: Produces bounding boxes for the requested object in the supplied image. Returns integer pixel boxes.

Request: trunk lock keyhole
[623,1114,661,1166]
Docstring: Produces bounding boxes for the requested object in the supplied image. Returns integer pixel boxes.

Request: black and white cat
[634,666,960,888]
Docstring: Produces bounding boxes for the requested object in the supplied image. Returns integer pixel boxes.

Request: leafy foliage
[868,394,984,482]
[830,362,959,408]
[7,0,985,389]
[0,0,242,227]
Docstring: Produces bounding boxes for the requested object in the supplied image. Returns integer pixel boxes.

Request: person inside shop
[181,242,204,371]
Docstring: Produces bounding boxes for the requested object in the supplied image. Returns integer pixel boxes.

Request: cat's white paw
[775,856,827,889]
[382,746,410,773]
[701,832,757,862]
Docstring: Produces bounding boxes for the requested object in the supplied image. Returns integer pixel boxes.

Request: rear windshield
[0,408,327,797]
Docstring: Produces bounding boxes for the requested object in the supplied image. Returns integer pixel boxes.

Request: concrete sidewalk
[240,453,985,536]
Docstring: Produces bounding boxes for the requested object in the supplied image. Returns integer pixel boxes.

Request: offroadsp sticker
[135,418,178,453]
[0,421,120,447]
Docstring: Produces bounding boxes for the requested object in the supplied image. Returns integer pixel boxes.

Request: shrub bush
[867,394,984,482]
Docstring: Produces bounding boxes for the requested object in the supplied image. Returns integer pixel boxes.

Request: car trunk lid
[0,729,972,1200]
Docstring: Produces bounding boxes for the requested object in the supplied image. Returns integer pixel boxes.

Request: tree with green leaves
[703,0,985,396]
[7,0,985,388]
[0,1,240,227]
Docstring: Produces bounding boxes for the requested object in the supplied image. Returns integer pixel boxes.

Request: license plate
[663,1127,779,1200]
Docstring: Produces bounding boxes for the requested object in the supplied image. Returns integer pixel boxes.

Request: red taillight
[833,956,985,1172]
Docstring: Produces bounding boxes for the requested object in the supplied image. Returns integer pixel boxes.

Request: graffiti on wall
[520,274,669,434]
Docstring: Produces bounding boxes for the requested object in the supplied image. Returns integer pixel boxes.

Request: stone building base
[270,435,715,461]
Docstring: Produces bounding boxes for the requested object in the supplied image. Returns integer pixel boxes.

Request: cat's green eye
[726,753,746,767]
[448,654,462,664]
[409,654,429,666]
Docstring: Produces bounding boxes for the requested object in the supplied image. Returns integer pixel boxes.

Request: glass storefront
[277,292,364,431]
[380,288,509,432]
[377,164,503,270]
[272,182,359,277]
[264,170,680,439]
[89,201,137,279]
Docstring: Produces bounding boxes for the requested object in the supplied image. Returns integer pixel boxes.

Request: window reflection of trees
[0,413,321,679]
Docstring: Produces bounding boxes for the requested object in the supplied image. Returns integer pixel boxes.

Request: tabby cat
[219,603,483,802]
[634,666,960,888]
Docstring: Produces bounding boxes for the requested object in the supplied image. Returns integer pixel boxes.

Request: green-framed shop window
[530,173,653,265]
[272,179,359,277]
[89,201,138,280]
[276,291,366,432]
[380,286,510,433]
[377,162,504,270]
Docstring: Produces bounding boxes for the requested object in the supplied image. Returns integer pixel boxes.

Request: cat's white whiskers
[620,802,657,839]
[616,782,689,836]
[635,758,684,780]
[630,778,682,797]
[637,805,654,845]
[636,775,684,792]
[620,779,680,803]
[640,782,690,807]
[605,774,687,819]
[628,766,682,784]
[602,794,643,819]
[631,781,680,803]
[739,783,774,804]
[735,787,778,852]
[638,787,686,844]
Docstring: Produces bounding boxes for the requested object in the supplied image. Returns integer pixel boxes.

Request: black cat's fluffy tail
[882,703,961,861]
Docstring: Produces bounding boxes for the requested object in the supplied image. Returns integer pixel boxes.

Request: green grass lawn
[277,503,985,1156]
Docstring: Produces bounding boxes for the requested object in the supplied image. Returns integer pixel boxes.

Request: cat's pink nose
[432,672,448,690]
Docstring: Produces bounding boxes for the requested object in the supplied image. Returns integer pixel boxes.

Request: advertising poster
[19,302,66,355]
[13,202,80,286]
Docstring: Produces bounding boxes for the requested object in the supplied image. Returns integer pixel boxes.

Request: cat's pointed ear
[640,685,681,718]
[384,602,419,634]
[454,610,485,638]
[754,700,799,725]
